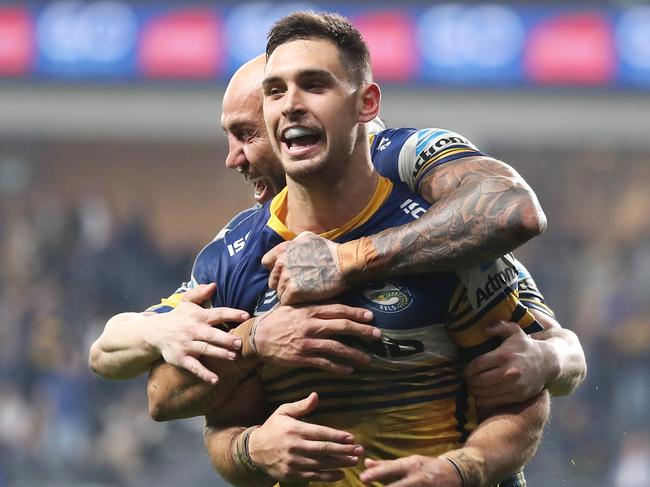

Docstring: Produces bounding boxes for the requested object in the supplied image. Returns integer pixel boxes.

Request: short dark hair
[266,11,372,87]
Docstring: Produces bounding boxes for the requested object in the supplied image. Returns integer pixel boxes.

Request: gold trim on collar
[267,176,393,241]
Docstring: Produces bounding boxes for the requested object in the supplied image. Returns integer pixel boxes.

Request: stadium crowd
[1,147,648,486]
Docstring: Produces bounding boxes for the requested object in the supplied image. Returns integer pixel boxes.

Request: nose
[225,136,247,171]
[282,86,306,120]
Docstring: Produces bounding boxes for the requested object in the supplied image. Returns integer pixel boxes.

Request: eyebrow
[262,69,335,88]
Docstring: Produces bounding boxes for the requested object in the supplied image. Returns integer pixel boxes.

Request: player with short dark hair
[195,11,550,487]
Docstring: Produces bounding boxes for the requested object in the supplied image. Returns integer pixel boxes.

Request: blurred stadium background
[1,1,649,486]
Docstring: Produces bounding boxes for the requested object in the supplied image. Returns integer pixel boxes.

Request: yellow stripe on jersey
[521,297,555,318]
[145,291,185,312]
[160,292,184,309]
[448,285,539,360]
[267,176,393,241]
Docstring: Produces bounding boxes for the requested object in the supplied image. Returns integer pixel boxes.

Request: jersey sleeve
[514,258,556,318]
[213,205,259,241]
[447,254,543,363]
[370,127,484,194]
[144,237,230,315]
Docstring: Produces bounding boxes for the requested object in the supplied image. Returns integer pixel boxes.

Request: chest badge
[361,282,413,313]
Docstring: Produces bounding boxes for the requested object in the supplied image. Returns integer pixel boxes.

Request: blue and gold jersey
[201,126,484,246]
[150,176,546,487]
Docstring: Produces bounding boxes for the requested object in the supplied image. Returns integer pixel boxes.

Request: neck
[284,133,378,234]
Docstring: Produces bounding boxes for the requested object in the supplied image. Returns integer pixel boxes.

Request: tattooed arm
[262,155,545,304]
[365,156,545,277]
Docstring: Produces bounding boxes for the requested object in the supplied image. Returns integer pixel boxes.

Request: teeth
[284,127,316,140]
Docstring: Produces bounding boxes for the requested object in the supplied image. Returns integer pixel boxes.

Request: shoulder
[192,204,268,283]
[371,127,484,193]
[212,205,260,241]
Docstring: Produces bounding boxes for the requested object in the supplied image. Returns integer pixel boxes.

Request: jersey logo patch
[475,261,518,308]
[400,198,426,219]
[226,231,250,256]
[377,137,392,151]
[361,282,413,313]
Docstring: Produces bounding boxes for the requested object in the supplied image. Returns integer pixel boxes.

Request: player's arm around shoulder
[88,283,248,382]
[414,154,546,265]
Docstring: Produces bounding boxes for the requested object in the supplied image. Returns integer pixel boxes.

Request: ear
[357,83,381,123]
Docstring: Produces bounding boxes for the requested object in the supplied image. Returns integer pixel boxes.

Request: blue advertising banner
[1,1,649,88]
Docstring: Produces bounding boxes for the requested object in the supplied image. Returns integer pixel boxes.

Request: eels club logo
[362,282,413,313]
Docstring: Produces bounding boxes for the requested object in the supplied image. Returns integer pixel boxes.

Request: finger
[471,371,525,399]
[268,259,284,291]
[179,355,218,384]
[295,422,356,445]
[203,307,250,325]
[484,320,524,339]
[276,273,291,304]
[195,327,242,352]
[295,454,360,470]
[302,338,372,367]
[190,341,237,361]
[261,241,292,270]
[277,281,300,306]
[465,366,509,389]
[313,319,381,341]
[464,349,505,377]
[360,458,409,484]
[181,282,217,304]
[300,441,363,458]
[276,392,319,418]
[313,304,374,323]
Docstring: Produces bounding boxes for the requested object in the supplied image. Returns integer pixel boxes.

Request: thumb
[181,283,217,304]
[277,392,319,418]
[484,320,523,339]
[261,241,291,270]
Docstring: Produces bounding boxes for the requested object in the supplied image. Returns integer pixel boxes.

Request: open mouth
[281,126,322,157]
[252,178,275,204]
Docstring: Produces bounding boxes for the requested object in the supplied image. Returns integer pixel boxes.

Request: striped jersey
[150,176,550,487]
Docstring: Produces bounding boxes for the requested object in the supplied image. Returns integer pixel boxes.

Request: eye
[306,82,325,92]
[240,129,256,143]
[264,86,284,98]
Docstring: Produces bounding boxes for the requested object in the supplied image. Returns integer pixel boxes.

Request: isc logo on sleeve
[400,199,426,219]
[226,231,250,256]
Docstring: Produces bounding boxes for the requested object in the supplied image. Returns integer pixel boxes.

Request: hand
[249,392,362,482]
[262,232,346,305]
[360,455,461,487]
[253,303,381,374]
[151,283,249,383]
[465,320,551,407]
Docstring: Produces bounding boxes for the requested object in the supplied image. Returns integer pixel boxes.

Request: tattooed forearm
[363,156,546,277]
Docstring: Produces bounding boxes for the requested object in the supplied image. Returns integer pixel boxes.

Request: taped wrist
[231,318,256,357]
[442,448,488,487]
[336,237,378,282]
[233,426,266,477]
[231,314,269,358]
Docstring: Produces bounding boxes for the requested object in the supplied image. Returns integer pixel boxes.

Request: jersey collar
[267,175,393,241]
